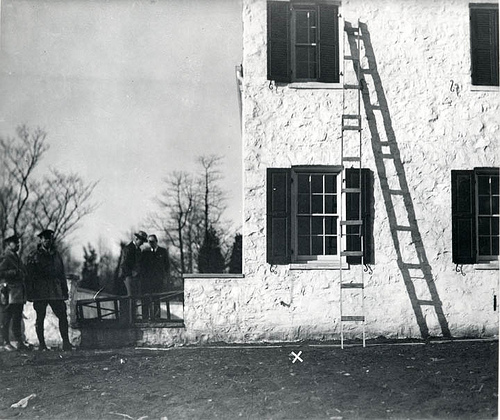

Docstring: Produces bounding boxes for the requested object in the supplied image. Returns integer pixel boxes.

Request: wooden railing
[76,290,184,326]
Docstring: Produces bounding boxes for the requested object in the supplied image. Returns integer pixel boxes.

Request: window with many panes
[267,1,340,83]
[295,170,339,260]
[267,167,372,266]
[452,168,500,264]
[476,171,500,260]
[470,4,499,86]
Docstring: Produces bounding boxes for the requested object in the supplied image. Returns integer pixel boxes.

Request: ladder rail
[340,19,366,349]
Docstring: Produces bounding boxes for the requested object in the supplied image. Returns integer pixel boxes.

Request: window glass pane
[298,175,310,193]
[312,236,323,255]
[298,216,310,235]
[491,175,499,194]
[478,175,490,195]
[325,175,336,193]
[325,216,337,234]
[325,236,337,255]
[325,195,336,213]
[479,237,491,255]
[478,196,491,215]
[493,237,499,255]
[478,217,490,235]
[311,195,323,213]
[311,217,323,234]
[296,47,317,79]
[298,236,310,255]
[492,217,499,234]
[298,194,310,214]
[493,197,499,214]
[311,175,323,193]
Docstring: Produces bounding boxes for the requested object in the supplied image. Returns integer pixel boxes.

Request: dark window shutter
[345,168,373,264]
[267,168,291,264]
[451,170,476,264]
[471,7,499,86]
[318,4,339,83]
[267,1,291,82]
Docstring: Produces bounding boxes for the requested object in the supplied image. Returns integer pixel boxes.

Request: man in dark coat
[117,230,147,321]
[141,234,170,320]
[0,234,29,351]
[26,229,72,351]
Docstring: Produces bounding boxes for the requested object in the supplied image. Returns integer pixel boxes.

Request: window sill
[474,260,499,270]
[288,82,343,90]
[290,262,344,270]
[470,85,499,92]
[183,274,245,279]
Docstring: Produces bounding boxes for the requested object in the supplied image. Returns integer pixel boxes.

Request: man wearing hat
[0,234,29,351]
[117,230,148,322]
[26,229,72,351]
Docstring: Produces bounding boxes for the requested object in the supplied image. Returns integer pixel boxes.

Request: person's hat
[3,234,20,245]
[38,229,54,239]
[134,231,148,241]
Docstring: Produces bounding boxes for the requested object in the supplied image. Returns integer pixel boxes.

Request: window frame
[451,167,500,267]
[475,168,500,262]
[469,3,499,88]
[291,165,343,263]
[267,0,342,85]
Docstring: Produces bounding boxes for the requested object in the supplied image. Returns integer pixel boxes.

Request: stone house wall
[182,0,499,344]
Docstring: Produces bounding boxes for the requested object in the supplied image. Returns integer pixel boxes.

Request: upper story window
[470,4,499,86]
[267,1,340,83]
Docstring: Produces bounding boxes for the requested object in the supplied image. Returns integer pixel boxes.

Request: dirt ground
[0,339,497,419]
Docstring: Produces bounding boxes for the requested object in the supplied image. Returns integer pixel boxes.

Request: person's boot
[60,324,73,351]
[62,340,74,351]
[36,325,48,351]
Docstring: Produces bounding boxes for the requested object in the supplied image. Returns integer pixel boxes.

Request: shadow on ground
[0,340,497,419]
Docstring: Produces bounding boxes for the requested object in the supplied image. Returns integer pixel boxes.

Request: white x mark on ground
[290,351,303,363]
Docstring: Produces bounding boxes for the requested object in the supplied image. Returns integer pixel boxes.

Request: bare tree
[0,125,49,242]
[28,169,99,244]
[154,171,200,274]
[197,154,227,238]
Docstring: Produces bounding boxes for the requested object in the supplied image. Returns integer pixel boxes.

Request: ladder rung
[381,154,394,159]
[340,220,363,226]
[342,157,361,162]
[342,114,361,120]
[395,225,412,231]
[345,27,359,34]
[344,84,361,90]
[341,251,364,257]
[341,283,364,289]
[341,316,365,322]
[342,188,361,193]
[417,300,436,306]
[402,263,422,269]
[342,126,361,131]
[388,189,404,195]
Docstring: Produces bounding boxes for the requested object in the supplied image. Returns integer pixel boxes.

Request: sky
[0,0,243,257]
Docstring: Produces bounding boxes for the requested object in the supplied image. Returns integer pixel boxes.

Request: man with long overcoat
[117,230,147,321]
[26,229,72,351]
[0,234,29,351]
[141,234,170,320]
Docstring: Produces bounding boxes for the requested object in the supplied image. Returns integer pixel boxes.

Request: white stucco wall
[185,0,500,345]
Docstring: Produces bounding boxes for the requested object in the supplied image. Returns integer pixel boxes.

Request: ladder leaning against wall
[339,19,366,349]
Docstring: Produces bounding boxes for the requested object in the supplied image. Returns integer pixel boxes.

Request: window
[452,168,500,264]
[267,1,340,83]
[267,167,373,265]
[470,4,499,86]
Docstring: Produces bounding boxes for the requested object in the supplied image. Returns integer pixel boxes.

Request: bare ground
[0,339,497,419]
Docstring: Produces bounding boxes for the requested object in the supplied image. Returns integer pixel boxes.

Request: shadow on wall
[345,21,451,339]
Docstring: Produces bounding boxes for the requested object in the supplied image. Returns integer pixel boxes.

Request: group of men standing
[116,230,170,321]
[0,229,71,352]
